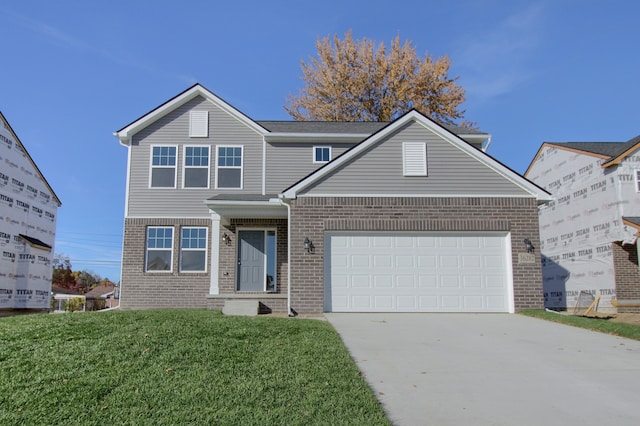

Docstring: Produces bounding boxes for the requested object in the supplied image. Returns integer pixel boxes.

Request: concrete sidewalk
[326,313,640,426]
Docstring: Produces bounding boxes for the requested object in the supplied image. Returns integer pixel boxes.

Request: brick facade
[121,217,212,309]
[123,198,544,314]
[289,196,544,314]
[613,241,640,313]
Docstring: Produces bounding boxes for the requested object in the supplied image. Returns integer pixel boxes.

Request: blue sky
[1,0,638,281]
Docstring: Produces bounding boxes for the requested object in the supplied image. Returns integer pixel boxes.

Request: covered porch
[205,195,291,314]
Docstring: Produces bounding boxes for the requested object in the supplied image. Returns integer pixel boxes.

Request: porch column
[210,213,221,295]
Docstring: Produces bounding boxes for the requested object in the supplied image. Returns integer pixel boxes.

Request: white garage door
[325,233,512,312]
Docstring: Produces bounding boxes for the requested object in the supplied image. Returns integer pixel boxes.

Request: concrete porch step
[222,300,260,316]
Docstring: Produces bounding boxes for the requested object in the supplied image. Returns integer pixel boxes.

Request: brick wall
[289,197,544,314]
[613,241,640,313]
[121,217,211,309]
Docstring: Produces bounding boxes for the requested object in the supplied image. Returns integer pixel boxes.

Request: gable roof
[281,109,551,203]
[526,134,640,176]
[0,112,62,206]
[114,83,268,145]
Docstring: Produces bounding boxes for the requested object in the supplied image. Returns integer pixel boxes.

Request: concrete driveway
[326,313,640,426]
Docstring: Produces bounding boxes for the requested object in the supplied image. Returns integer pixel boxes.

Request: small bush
[64,297,85,312]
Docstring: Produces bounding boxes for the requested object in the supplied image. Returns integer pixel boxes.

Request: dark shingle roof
[549,142,626,157]
[549,134,640,160]
[623,217,640,227]
[256,121,487,136]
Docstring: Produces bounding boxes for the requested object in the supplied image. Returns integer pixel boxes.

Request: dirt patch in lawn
[608,313,640,326]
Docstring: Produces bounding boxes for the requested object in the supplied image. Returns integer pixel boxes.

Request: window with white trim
[635,170,640,192]
[217,146,243,188]
[183,146,210,188]
[150,146,177,188]
[314,146,331,163]
[403,142,428,176]
[180,227,207,272]
[146,227,173,272]
[189,111,208,137]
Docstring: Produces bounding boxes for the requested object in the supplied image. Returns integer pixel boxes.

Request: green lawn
[520,309,640,341]
[0,310,389,425]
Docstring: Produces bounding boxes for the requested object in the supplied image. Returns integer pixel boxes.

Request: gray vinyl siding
[265,143,354,193]
[300,121,531,196]
[127,96,264,217]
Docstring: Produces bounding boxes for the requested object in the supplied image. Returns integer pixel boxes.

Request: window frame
[182,145,211,189]
[149,145,178,189]
[313,146,332,164]
[145,226,174,272]
[215,145,244,189]
[180,226,208,273]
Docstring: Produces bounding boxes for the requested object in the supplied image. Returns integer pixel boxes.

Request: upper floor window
[180,227,208,272]
[314,146,331,163]
[403,142,428,176]
[150,146,177,188]
[636,170,640,192]
[217,146,243,189]
[183,146,210,188]
[146,226,173,272]
[189,111,208,137]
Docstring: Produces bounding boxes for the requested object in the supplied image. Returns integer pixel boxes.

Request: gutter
[278,197,293,317]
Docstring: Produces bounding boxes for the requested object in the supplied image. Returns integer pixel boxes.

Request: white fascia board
[264,133,370,143]
[204,199,287,219]
[115,84,267,145]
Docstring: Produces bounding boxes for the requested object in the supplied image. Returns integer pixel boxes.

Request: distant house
[0,111,61,313]
[85,283,118,310]
[115,83,550,315]
[526,136,640,313]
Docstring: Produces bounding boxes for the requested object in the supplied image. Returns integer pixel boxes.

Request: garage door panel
[397,275,415,288]
[326,233,511,312]
[395,255,414,268]
[374,255,392,267]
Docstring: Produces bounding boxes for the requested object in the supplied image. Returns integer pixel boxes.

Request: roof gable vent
[403,142,427,176]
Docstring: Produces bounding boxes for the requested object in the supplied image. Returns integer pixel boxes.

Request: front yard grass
[0,309,389,425]
[520,309,640,341]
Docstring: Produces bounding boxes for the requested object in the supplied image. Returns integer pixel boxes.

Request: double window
[314,146,331,163]
[145,226,208,272]
[217,146,243,189]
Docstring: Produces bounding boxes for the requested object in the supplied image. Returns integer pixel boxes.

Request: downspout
[278,197,293,317]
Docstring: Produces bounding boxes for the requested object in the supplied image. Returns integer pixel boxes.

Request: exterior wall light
[222,233,232,245]
[524,238,535,253]
[304,237,314,253]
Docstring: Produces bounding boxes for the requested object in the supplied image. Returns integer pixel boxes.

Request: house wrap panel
[265,143,353,193]
[299,121,531,196]
[0,120,57,310]
[127,96,264,217]
[528,145,638,310]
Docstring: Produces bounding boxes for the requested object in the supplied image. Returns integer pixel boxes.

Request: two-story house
[115,84,551,315]
[0,111,61,313]
[526,136,640,313]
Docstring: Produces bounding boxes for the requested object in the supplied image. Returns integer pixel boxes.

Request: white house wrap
[527,142,640,311]
[0,113,60,310]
